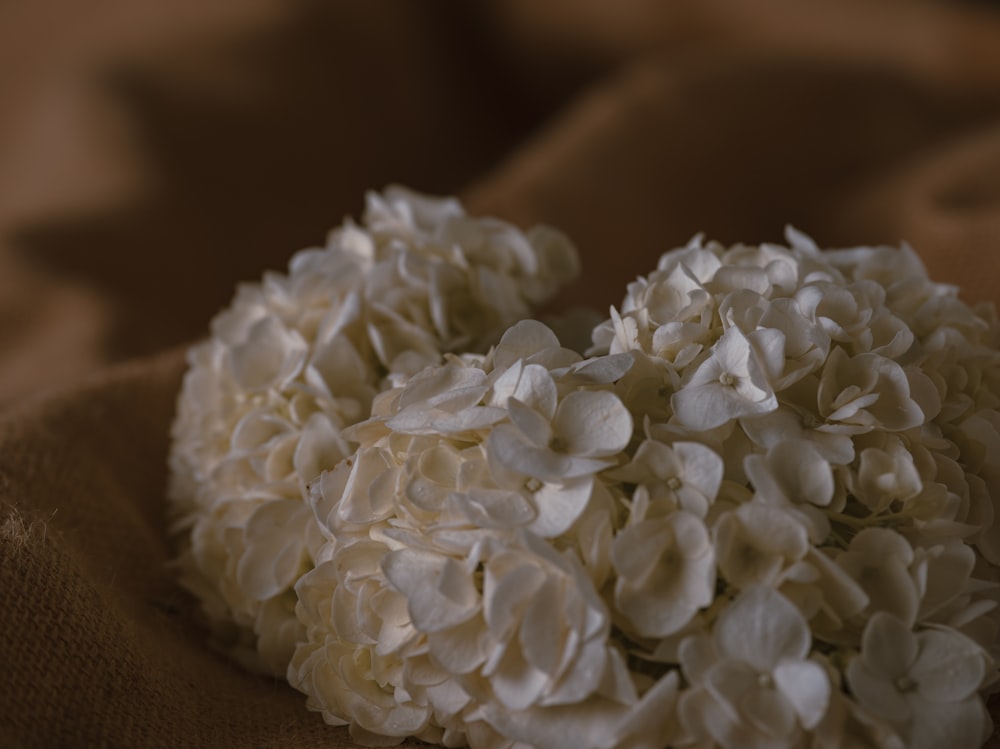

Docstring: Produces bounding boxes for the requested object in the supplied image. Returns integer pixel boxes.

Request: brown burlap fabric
[4,1,1000,746]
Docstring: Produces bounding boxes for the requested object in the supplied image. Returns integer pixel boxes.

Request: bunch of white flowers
[168,187,580,674]
[171,191,1000,749]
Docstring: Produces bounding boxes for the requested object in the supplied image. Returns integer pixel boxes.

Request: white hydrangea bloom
[678,586,832,749]
[588,229,1000,747]
[168,187,579,674]
[835,528,923,627]
[612,508,715,638]
[713,500,811,588]
[671,324,779,431]
[609,438,723,518]
[171,215,1000,748]
[289,321,648,747]
[846,612,992,749]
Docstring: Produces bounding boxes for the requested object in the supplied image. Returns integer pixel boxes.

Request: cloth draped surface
[3,0,1000,746]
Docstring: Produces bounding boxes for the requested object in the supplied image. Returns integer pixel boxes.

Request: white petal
[672,383,743,430]
[488,641,549,710]
[845,657,911,723]
[674,441,724,501]
[231,409,288,452]
[802,547,869,624]
[715,504,808,588]
[366,306,440,373]
[389,404,507,435]
[338,448,396,524]
[785,225,820,254]
[860,612,916,679]
[614,513,714,638]
[484,561,546,640]
[488,425,609,482]
[228,315,307,391]
[552,390,633,457]
[908,694,989,749]
[703,658,759,711]
[612,672,680,749]
[910,629,985,702]
[851,559,919,625]
[543,636,608,705]
[397,362,486,410]
[383,549,479,632]
[488,425,565,480]
[917,542,975,620]
[460,488,537,529]
[293,413,350,484]
[559,353,635,385]
[493,319,562,370]
[428,615,492,674]
[491,360,562,420]
[507,397,554,447]
[739,683,797,739]
[709,326,753,377]
[612,518,667,583]
[773,659,831,729]
[527,479,594,538]
[237,499,308,600]
[679,633,717,685]
[760,440,834,506]
[519,577,564,676]
[715,586,810,671]
[678,685,745,749]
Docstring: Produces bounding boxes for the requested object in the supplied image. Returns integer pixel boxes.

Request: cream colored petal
[715,586,810,670]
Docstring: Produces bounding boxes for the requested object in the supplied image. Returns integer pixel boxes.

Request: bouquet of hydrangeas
[170,187,1000,749]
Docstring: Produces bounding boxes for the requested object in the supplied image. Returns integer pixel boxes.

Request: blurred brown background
[3,1,1000,747]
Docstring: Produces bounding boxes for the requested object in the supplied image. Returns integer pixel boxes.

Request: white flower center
[524,477,543,493]
[801,412,821,429]
[894,675,916,693]
[666,476,682,491]
[718,372,737,387]
[757,672,774,688]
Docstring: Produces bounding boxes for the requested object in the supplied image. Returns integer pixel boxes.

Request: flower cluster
[168,187,580,674]
[171,195,1000,749]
